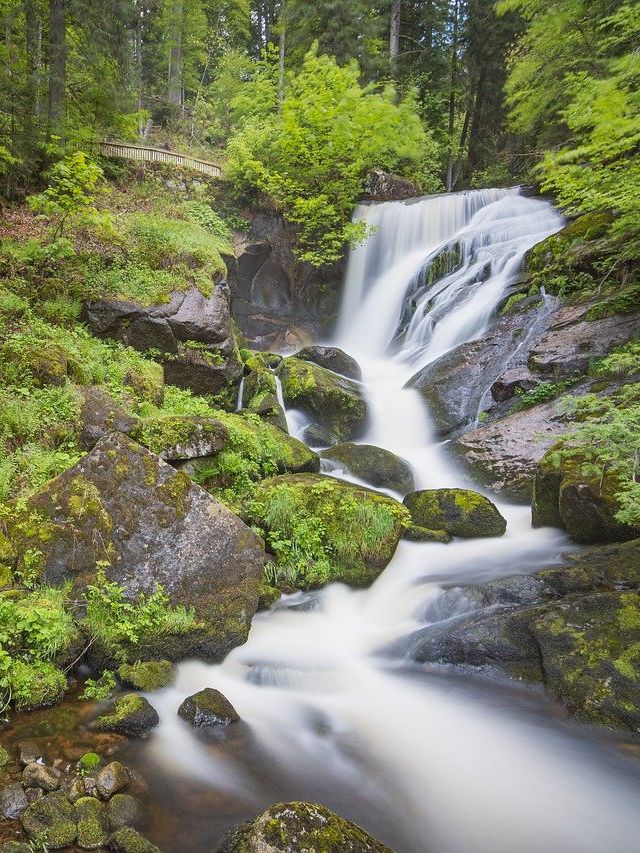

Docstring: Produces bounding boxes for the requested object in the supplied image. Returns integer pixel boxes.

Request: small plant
[513,381,573,410]
[76,751,102,776]
[81,671,116,702]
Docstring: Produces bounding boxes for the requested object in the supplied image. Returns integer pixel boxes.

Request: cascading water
[138,189,640,852]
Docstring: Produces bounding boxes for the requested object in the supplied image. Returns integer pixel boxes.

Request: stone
[1,843,32,853]
[22,763,60,792]
[138,415,228,461]
[321,443,414,493]
[403,489,507,538]
[108,794,144,832]
[177,688,239,728]
[18,742,43,767]
[403,525,451,543]
[94,762,130,800]
[0,745,11,769]
[25,432,265,663]
[21,791,77,849]
[67,778,87,803]
[217,801,392,852]
[78,387,140,450]
[109,826,161,853]
[76,796,110,849]
[280,357,368,445]
[117,660,176,692]
[90,696,159,739]
[490,367,539,403]
[362,169,420,202]
[0,783,29,819]
[294,346,362,381]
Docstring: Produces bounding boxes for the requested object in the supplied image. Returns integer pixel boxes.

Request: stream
[131,189,640,851]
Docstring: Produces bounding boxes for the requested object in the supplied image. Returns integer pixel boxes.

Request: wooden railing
[98,141,222,177]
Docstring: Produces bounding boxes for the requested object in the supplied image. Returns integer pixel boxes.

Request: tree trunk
[445,0,459,192]
[24,0,41,120]
[277,0,286,108]
[167,0,183,107]
[390,0,401,74]
[47,0,66,135]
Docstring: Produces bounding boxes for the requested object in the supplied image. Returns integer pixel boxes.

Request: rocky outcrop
[217,801,392,853]
[362,170,421,202]
[403,489,507,538]
[280,357,368,445]
[138,415,229,460]
[84,286,243,401]
[24,432,265,661]
[295,345,362,380]
[78,388,140,451]
[321,443,414,493]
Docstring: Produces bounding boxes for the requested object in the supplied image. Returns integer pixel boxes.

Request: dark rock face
[295,346,362,381]
[362,170,420,202]
[177,687,239,728]
[84,286,243,399]
[217,801,392,853]
[78,387,140,450]
[26,432,265,660]
[403,489,507,538]
[90,696,159,739]
[321,443,414,493]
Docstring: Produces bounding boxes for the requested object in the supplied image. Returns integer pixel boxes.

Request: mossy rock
[138,415,229,460]
[177,687,239,728]
[321,443,414,493]
[90,694,159,738]
[108,794,144,832]
[0,745,11,770]
[21,791,77,849]
[294,345,362,381]
[403,525,451,543]
[217,801,392,852]
[257,577,281,610]
[280,357,367,444]
[79,386,141,450]
[533,449,638,544]
[117,660,176,692]
[109,826,161,853]
[250,474,410,589]
[403,489,507,538]
[76,796,110,849]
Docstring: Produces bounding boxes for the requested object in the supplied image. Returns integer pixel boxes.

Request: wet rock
[163,340,243,402]
[94,762,130,800]
[108,794,144,831]
[18,742,43,767]
[0,783,29,819]
[25,432,265,663]
[117,661,176,692]
[109,826,161,853]
[21,790,77,848]
[280,357,367,444]
[79,387,140,450]
[22,762,60,791]
[294,346,362,381]
[403,525,451,543]
[321,443,414,493]
[138,416,228,461]
[1,842,32,853]
[403,489,507,538]
[76,796,110,848]
[90,696,159,739]
[363,169,420,202]
[217,801,392,852]
[490,368,539,403]
[67,777,87,803]
[177,688,239,728]
[0,745,11,769]
[241,353,287,431]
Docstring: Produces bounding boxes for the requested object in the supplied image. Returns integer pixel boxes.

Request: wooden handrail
[97,141,222,177]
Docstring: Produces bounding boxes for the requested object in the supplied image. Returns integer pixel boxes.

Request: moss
[107,794,143,832]
[257,577,281,609]
[177,687,239,727]
[0,745,11,769]
[117,659,176,691]
[403,489,507,538]
[6,659,67,711]
[109,826,162,853]
[76,796,109,849]
[156,470,192,518]
[403,525,451,543]
[21,791,77,849]
[77,752,102,776]
[139,415,228,456]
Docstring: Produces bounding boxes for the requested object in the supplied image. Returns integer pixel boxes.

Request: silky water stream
[132,189,640,852]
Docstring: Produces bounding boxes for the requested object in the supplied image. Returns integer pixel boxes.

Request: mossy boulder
[250,474,410,589]
[177,687,239,728]
[241,353,287,431]
[117,660,176,692]
[108,794,144,832]
[403,525,451,543]
[76,796,110,849]
[109,827,161,853]
[532,449,638,544]
[217,801,392,852]
[21,791,77,849]
[90,695,159,738]
[139,415,228,460]
[294,346,362,380]
[280,357,367,444]
[23,432,266,663]
[321,443,414,494]
[403,489,507,538]
[78,386,141,450]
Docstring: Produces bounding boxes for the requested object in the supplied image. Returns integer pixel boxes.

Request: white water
[144,189,640,852]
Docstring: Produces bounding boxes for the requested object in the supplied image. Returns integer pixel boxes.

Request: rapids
[136,189,640,852]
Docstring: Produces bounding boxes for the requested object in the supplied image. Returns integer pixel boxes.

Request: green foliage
[513,380,573,410]
[592,341,640,377]
[81,672,117,703]
[228,46,437,265]
[76,752,102,776]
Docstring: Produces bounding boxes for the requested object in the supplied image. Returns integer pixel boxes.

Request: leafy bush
[513,380,573,410]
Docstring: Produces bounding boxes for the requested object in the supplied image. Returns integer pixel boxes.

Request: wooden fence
[98,141,222,178]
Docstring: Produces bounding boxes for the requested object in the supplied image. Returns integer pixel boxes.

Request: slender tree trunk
[24,0,40,120]
[390,0,401,75]
[136,3,144,138]
[167,0,183,108]
[47,0,66,136]
[445,0,459,192]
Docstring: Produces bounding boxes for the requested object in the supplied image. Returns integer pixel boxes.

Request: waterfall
[139,189,640,853]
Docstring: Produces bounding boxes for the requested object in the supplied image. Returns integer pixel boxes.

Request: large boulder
[250,474,409,589]
[21,791,77,849]
[240,352,287,431]
[403,489,507,538]
[90,696,159,738]
[280,357,367,445]
[138,415,229,460]
[294,346,362,381]
[23,432,266,662]
[321,443,414,493]
[78,387,140,451]
[177,688,239,728]
[217,801,392,853]
[362,170,420,202]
